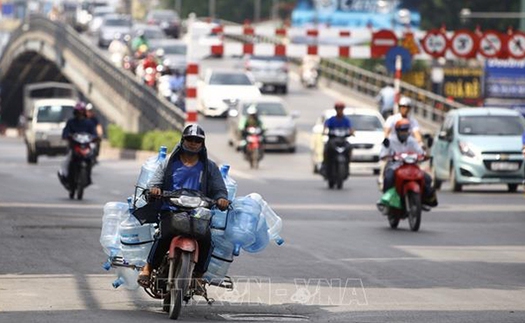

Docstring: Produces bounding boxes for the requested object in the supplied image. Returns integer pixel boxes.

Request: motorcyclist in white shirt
[383,96,423,147]
[380,119,437,207]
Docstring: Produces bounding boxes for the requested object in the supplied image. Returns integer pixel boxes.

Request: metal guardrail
[1,15,185,133]
[213,19,468,129]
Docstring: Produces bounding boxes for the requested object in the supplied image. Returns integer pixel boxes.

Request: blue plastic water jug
[112,266,139,290]
[248,193,284,245]
[134,146,167,208]
[243,210,270,253]
[203,229,235,284]
[224,196,261,256]
[100,201,129,257]
[211,164,237,231]
[119,198,154,267]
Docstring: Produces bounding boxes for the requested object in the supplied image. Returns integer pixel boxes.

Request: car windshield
[105,18,131,27]
[209,73,252,85]
[144,29,165,39]
[458,115,524,135]
[162,44,186,55]
[36,105,74,123]
[243,103,287,116]
[347,114,383,131]
[250,56,286,62]
[152,11,179,20]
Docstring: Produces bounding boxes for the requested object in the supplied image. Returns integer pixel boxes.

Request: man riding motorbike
[321,101,354,175]
[380,119,437,207]
[136,124,230,287]
[59,102,98,189]
[240,106,265,150]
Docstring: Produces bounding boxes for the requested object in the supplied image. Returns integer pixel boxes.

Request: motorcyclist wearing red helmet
[380,119,437,207]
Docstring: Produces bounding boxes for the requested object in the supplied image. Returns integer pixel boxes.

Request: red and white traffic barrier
[185,62,199,124]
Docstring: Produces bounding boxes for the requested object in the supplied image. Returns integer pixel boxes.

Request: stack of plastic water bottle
[99,146,167,290]
[203,164,284,285]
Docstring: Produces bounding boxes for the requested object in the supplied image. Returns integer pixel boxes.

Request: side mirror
[228,109,238,118]
[438,130,451,142]
[382,138,390,148]
[423,133,434,148]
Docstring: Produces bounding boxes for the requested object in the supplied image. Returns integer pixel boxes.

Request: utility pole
[254,0,261,23]
[521,0,525,31]
[175,0,182,15]
[209,0,216,19]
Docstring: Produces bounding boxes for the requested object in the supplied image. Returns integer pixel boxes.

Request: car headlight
[458,141,476,157]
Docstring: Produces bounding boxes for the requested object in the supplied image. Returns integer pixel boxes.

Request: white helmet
[398,96,413,108]
[246,105,258,116]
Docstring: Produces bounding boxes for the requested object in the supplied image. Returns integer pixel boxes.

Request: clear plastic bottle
[224,196,261,256]
[119,198,155,267]
[100,201,129,257]
[247,193,284,245]
[203,229,235,284]
[134,146,168,208]
[112,266,140,290]
[212,164,237,231]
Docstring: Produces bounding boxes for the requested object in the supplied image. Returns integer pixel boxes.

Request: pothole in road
[219,313,309,321]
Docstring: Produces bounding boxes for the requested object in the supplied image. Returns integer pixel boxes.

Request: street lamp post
[209,0,216,19]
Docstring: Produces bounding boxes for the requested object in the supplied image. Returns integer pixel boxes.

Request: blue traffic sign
[385,46,412,74]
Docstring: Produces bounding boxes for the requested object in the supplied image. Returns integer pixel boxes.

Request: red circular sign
[421,29,448,58]
[507,31,525,59]
[371,29,398,58]
[478,31,505,58]
[450,30,479,58]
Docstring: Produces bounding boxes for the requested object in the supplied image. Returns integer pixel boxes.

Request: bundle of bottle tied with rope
[99,146,284,292]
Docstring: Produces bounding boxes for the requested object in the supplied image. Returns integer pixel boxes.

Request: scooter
[321,128,352,189]
[377,152,429,232]
[301,67,318,88]
[243,126,264,169]
[61,132,96,200]
[133,189,233,320]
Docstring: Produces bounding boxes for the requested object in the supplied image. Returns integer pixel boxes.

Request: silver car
[227,96,299,152]
[149,39,187,73]
[97,14,132,48]
[244,55,289,94]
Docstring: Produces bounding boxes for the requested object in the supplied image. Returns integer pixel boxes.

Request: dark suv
[146,9,181,38]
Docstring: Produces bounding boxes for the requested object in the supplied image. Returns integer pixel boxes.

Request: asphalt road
[1,51,524,323]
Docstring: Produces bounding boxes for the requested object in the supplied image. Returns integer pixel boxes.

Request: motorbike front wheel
[406,191,422,232]
[249,149,259,169]
[168,252,192,320]
[388,216,400,229]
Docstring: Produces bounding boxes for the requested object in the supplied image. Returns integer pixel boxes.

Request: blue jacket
[148,143,227,201]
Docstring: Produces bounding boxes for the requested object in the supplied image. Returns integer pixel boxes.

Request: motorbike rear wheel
[406,191,422,232]
[76,167,88,200]
[168,252,192,320]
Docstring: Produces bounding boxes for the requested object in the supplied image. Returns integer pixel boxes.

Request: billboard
[484,59,525,99]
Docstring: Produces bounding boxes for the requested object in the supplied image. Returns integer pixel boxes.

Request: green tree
[401,0,522,31]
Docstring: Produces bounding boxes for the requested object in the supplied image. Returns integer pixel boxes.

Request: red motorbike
[244,126,264,169]
[131,189,232,320]
[379,152,428,232]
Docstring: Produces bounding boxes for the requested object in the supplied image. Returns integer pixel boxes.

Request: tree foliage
[160,0,296,23]
[401,0,522,31]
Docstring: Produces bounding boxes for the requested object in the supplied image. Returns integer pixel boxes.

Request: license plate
[491,162,519,171]
[265,136,278,143]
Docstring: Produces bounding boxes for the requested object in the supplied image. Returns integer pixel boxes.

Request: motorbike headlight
[170,196,203,208]
[400,153,418,164]
[458,141,476,158]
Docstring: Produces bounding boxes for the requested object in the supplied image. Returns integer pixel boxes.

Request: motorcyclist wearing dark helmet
[136,124,229,287]
[62,101,98,140]
[380,119,437,207]
[321,101,354,174]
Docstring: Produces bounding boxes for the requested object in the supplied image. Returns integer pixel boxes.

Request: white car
[311,107,385,175]
[227,95,299,152]
[197,69,262,117]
